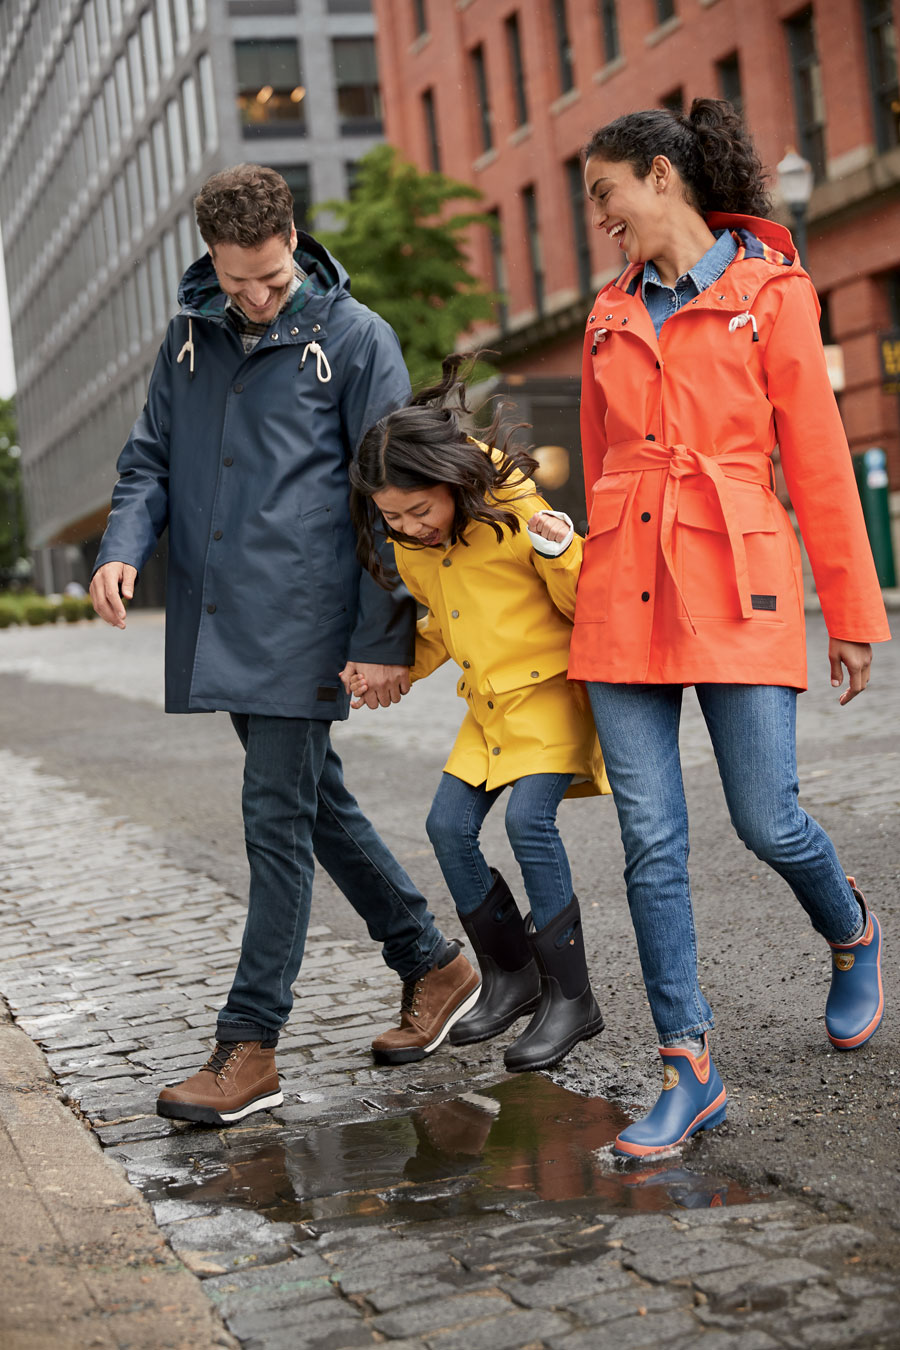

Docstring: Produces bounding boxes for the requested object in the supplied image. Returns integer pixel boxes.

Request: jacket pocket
[299,506,349,624]
[576,488,629,623]
[675,484,786,622]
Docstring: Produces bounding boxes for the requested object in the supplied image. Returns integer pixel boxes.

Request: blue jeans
[425,771,574,930]
[217,715,446,1042]
[586,682,862,1045]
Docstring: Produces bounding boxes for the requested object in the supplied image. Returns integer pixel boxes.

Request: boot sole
[504,1014,605,1074]
[372,985,482,1065]
[449,995,542,1046]
[156,1088,284,1126]
[613,1094,728,1159]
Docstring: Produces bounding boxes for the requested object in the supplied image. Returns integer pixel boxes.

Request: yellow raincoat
[392,479,608,797]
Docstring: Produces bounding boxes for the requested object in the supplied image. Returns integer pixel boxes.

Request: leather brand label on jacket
[751,594,777,611]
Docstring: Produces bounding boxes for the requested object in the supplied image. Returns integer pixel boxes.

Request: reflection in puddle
[142,1076,755,1228]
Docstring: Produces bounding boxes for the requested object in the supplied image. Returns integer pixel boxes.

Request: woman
[570,99,890,1158]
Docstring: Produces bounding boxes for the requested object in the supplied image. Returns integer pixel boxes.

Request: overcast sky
[0,230,15,399]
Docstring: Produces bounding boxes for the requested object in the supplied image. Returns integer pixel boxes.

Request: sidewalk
[2,744,899,1349]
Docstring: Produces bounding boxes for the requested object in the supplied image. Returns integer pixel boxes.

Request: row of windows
[9,53,217,321]
[234,35,381,137]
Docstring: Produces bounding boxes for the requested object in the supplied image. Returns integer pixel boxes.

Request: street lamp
[776,149,814,270]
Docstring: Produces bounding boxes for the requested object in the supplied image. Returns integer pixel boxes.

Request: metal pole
[791,203,808,270]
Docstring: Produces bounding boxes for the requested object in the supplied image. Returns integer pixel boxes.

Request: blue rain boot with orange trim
[613,1036,727,1159]
[826,880,883,1051]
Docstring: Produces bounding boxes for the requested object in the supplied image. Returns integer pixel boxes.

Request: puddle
[136,1076,756,1230]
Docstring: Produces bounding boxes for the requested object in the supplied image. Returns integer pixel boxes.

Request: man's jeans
[216,715,446,1043]
[425,771,574,931]
[586,682,863,1045]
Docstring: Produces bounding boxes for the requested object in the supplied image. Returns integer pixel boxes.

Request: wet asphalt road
[0,609,897,1248]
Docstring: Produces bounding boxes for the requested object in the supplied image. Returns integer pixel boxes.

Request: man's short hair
[195,164,295,250]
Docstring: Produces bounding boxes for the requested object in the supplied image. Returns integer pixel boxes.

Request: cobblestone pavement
[2,732,899,1349]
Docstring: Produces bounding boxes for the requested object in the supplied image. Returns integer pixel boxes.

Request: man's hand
[828,638,872,705]
[528,511,571,544]
[90,561,138,628]
[340,661,410,709]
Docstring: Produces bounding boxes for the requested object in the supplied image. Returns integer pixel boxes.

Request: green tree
[313,145,498,389]
[0,396,27,584]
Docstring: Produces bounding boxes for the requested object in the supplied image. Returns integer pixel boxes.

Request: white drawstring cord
[176,317,195,375]
[728,311,759,342]
[300,339,332,383]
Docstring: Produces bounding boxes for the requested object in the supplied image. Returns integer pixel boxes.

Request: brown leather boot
[156,1041,284,1125]
[372,943,481,1065]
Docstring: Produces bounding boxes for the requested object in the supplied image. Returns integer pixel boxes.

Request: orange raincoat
[569,213,891,689]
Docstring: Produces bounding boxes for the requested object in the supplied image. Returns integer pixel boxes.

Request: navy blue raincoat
[94,235,415,718]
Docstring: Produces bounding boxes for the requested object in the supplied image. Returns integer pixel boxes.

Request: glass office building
[0,0,381,594]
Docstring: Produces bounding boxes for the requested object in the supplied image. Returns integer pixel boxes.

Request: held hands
[829,638,872,705]
[90,561,138,628]
[339,662,410,710]
[527,511,571,544]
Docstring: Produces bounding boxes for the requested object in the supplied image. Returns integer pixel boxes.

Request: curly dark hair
[350,355,539,589]
[195,164,295,249]
[583,98,771,218]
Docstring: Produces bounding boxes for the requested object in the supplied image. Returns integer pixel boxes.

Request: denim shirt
[641,229,738,337]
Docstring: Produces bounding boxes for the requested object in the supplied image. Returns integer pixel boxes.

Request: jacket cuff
[528,511,574,557]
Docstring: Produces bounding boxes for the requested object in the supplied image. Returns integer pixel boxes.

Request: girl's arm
[767,278,890,648]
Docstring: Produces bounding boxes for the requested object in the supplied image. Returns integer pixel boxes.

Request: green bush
[0,600,18,628]
[82,596,97,620]
[22,600,57,625]
[61,596,83,623]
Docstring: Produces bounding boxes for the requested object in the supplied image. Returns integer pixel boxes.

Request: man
[91,165,479,1126]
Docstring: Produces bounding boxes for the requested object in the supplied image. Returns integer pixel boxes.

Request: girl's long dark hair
[584,97,771,217]
[350,354,539,589]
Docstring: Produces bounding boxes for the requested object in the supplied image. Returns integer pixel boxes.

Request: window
[717,51,743,119]
[151,117,170,207]
[522,184,544,315]
[276,163,311,227]
[422,87,441,171]
[655,0,676,22]
[552,0,574,94]
[660,87,684,113]
[181,73,202,169]
[198,52,218,150]
[566,157,591,295]
[470,44,492,152]
[235,39,306,136]
[505,12,528,127]
[488,209,508,332]
[862,0,900,152]
[345,160,360,195]
[785,7,826,182]
[141,8,160,101]
[332,37,381,133]
[155,0,175,78]
[413,0,427,37]
[166,97,186,187]
[599,0,620,64]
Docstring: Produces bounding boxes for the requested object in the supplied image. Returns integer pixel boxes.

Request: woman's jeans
[586,682,862,1045]
[425,771,574,930]
[217,715,446,1044]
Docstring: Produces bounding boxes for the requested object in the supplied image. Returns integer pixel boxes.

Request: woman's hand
[828,638,872,705]
[528,511,570,544]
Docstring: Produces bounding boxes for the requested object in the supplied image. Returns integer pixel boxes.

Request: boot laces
[205,1042,244,1079]
[399,978,423,1019]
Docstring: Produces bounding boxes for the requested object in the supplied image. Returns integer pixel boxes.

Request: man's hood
[176,231,351,318]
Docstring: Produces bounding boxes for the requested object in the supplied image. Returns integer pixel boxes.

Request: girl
[572,99,889,1157]
[347,358,609,1073]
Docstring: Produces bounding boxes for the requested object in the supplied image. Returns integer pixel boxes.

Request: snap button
[213,529,223,540]
[233,383,243,393]
[641,591,650,602]
[492,747,501,755]
[463,660,470,668]
[646,434,655,441]
[451,609,459,618]
[741,294,749,300]
[207,602,216,613]
[290,327,299,335]
[621,316,628,324]
[312,323,321,333]
[270,332,279,340]
[641,512,651,523]
[223,456,233,466]
[460,680,465,690]
[605,313,613,319]
[442,558,451,567]
[487,700,494,709]
[589,314,595,322]
[531,671,539,678]
[717,294,725,300]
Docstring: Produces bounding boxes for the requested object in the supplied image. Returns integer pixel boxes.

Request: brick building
[373,0,900,542]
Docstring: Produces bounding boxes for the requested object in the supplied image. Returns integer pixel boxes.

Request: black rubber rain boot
[448,869,541,1045]
[504,895,604,1072]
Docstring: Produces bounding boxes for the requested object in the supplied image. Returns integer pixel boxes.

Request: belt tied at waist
[602,440,776,632]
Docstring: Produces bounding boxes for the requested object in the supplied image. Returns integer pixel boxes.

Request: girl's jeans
[586,682,862,1045]
[426,771,574,930]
